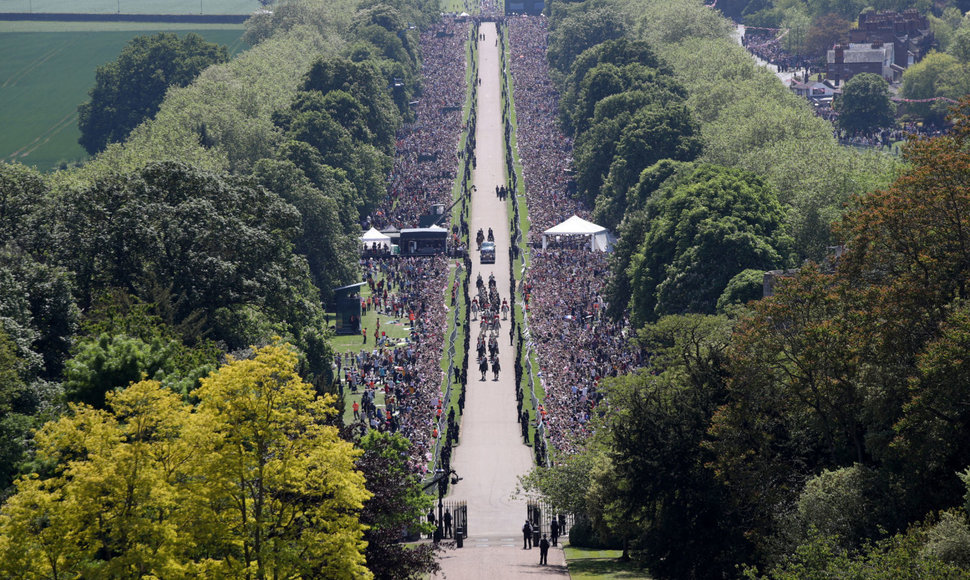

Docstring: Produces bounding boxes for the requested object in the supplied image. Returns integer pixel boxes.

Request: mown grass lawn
[564,546,654,580]
[2,1,260,14]
[0,28,245,171]
[325,276,423,425]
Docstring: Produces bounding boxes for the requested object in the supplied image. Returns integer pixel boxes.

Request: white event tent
[360,227,391,249]
[541,215,614,252]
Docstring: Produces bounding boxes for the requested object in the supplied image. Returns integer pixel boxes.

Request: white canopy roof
[543,215,607,236]
[361,227,391,247]
[542,215,613,252]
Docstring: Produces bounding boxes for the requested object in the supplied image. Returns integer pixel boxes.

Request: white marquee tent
[360,227,391,249]
[541,215,614,252]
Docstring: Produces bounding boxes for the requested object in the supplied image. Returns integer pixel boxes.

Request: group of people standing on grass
[342,16,476,469]
[340,255,450,473]
[524,250,646,454]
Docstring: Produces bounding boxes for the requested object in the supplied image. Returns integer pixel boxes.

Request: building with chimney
[851,9,933,69]
[827,42,895,84]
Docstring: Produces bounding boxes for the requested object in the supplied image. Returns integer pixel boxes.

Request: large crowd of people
[523,250,645,454]
[479,0,502,16]
[352,13,649,463]
[741,29,812,74]
[507,15,644,454]
[343,256,450,472]
[507,15,587,240]
[833,121,946,150]
[346,18,468,467]
[368,18,469,231]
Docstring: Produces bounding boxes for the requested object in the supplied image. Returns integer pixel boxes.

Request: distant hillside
[0,0,262,15]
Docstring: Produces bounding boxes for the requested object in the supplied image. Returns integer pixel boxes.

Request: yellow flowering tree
[184,342,371,578]
[0,342,371,578]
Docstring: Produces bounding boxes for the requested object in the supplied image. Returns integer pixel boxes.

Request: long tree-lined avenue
[433,21,568,578]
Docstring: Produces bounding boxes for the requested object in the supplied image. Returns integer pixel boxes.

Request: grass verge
[497,21,546,453]
[564,546,653,580]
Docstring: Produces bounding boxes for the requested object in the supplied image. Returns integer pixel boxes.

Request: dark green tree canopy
[352,4,418,70]
[300,57,400,154]
[835,73,896,133]
[64,333,182,408]
[358,0,439,30]
[570,62,684,137]
[805,13,851,57]
[0,163,49,249]
[592,103,703,229]
[571,76,694,205]
[0,247,77,380]
[602,314,746,579]
[275,57,398,218]
[560,37,672,135]
[274,140,361,232]
[353,431,440,579]
[547,0,628,78]
[49,161,316,350]
[77,32,229,155]
[275,93,360,170]
[623,164,793,326]
[349,5,420,118]
[716,268,766,313]
[574,110,630,208]
[251,158,357,303]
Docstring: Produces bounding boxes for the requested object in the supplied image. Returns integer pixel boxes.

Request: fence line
[428,21,478,481]
[527,499,574,539]
[497,21,549,467]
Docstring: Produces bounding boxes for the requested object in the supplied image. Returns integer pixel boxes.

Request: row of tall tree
[546,0,882,324]
[0,0,445,576]
[525,0,970,577]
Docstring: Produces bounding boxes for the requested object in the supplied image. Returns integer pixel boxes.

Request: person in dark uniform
[522,520,533,549]
[479,356,488,381]
[539,534,550,565]
[550,517,560,546]
[443,509,453,538]
[492,357,501,381]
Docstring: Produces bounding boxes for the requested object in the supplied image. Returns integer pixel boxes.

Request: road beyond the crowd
[431,22,568,579]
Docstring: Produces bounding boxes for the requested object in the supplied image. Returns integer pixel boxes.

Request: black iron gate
[440,500,468,538]
[527,500,573,540]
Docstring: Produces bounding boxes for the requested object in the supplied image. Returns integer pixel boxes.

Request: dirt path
[432,22,568,579]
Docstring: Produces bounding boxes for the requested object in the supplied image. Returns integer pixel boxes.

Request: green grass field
[0,28,246,171]
[564,546,653,579]
[0,1,261,14]
[326,279,424,426]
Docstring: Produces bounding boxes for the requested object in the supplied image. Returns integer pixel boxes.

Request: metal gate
[440,500,468,538]
[527,500,573,539]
